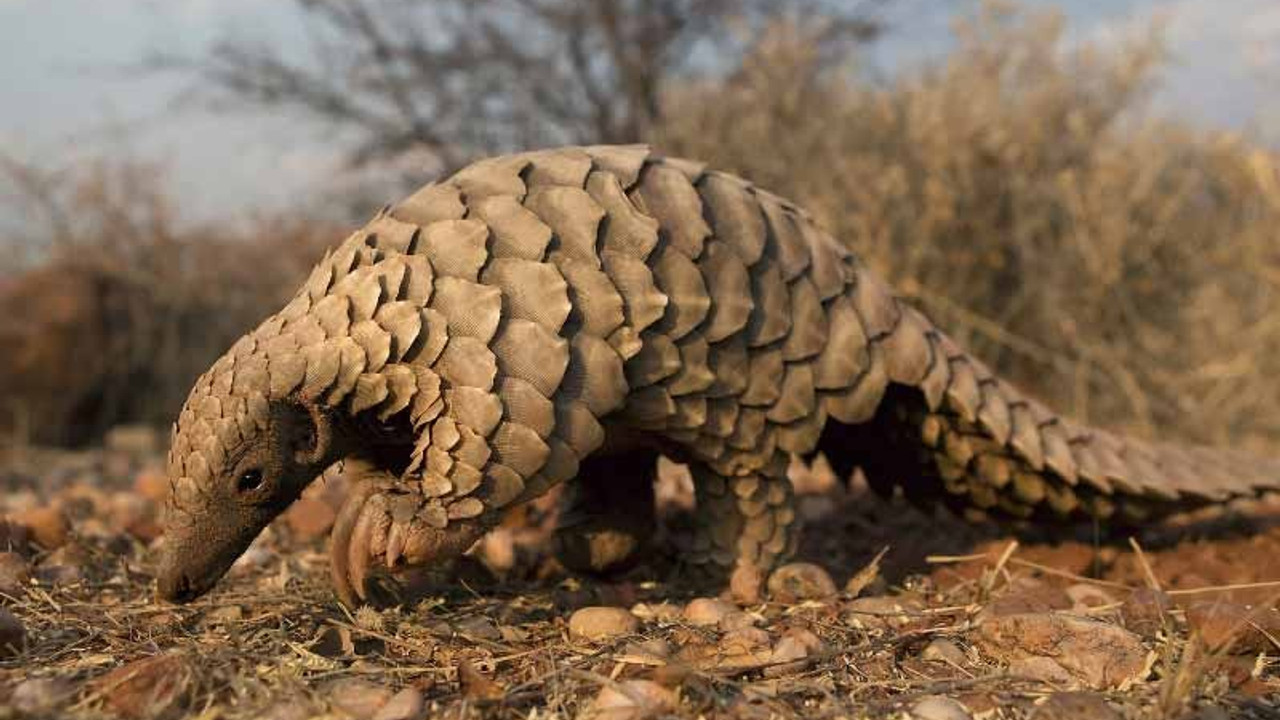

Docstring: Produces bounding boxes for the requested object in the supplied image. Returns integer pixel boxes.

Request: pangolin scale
[157,145,1280,607]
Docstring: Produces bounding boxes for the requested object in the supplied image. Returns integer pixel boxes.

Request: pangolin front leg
[330,473,494,607]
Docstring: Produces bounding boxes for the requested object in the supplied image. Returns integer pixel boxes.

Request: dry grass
[3,464,1279,718]
[658,3,1280,453]
[0,160,335,446]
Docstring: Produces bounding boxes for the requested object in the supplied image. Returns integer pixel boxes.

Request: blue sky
[1,0,1277,224]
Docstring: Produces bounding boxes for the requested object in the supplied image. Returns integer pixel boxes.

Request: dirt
[1,446,1278,719]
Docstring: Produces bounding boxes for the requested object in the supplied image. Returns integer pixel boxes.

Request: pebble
[767,562,837,602]
[921,639,968,666]
[0,607,26,657]
[569,606,639,641]
[11,677,75,714]
[1185,601,1280,654]
[14,507,69,550]
[133,469,170,503]
[630,602,682,622]
[843,596,921,631]
[1030,692,1122,720]
[584,679,676,720]
[980,581,1072,619]
[94,653,194,719]
[1120,587,1172,637]
[909,695,973,720]
[973,613,1150,690]
[0,551,32,598]
[682,597,738,626]
[371,687,427,720]
[1064,583,1118,610]
[327,677,394,718]
[283,497,337,539]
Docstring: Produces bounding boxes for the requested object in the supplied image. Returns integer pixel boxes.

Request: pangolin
[156,145,1280,607]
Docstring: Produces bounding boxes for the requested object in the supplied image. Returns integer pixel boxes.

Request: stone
[582,679,676,720]
[682,597,738,626]
[11,677,75,714]
[766,562,837,602]
[93,653,194,720]
[1185,601,1280,654]
[0,551,31,599]
[1029,692,1122,720]
[14,507,69,550]
[283,497,338,539]
[372,687,427,720]
[1120,588,1172,637]
[0,607,26,657]
[569,606,639,641]
[909,695,973,720]
[327,678,394,718]
[973,613,1152,690]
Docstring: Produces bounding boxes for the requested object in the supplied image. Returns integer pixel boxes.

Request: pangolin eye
[237,469,264,493]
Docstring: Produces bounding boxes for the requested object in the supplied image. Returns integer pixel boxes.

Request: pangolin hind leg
[684,463,799,600]
[552,450,658,576]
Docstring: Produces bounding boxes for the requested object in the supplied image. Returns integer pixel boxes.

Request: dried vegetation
[3,2,1280,717]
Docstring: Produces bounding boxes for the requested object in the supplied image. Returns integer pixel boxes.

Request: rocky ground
[1,436,1278,719]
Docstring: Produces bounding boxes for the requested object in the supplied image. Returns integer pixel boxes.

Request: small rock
[678,629,773,673]
[981,581,1072,619]
[458,659,503,701]
[583,679,676,720]
[0,607,26,657]
[921,639,968,667]
[15,507,69,550]
[630,602,682,622]
[619,638,672,665]
[767,562,837,602]
[973,613,1151,690]
[0,518,33,556]
[570,607,639,641]
[683,597,738,626]
[1030,692,1122,720]
[843,596,921,631]
[764,630,821,677]
[36,542,90,585]
[1185,601,1280,654]
[453,615,502,641]
[94,653,194,720]
[1120,588,1171,637]
[133,468,171,503]
[11,677,76,714]
[328,678,393,716]
[200,605,244,626]
[0,551,32,598]
[1009,655,1076,685]
[1065,584,1118,611]
[283,497,337,539]
[909,695,973,720]
[372,687,427,720]
[259,698,320,720]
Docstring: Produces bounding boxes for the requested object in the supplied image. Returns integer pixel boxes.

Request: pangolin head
[155,341,337,603]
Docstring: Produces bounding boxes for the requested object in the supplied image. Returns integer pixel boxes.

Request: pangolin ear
[282,403,332,466]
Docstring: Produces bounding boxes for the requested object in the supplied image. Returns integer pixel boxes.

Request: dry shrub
[658,4,1280,450]
[0,160,335,446]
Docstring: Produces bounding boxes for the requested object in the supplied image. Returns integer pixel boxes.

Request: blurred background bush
[2,0,1278,455]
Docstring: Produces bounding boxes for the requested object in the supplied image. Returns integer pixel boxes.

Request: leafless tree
[182,0,889,176]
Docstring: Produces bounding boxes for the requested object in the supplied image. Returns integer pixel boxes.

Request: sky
[1,0,1278,226]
